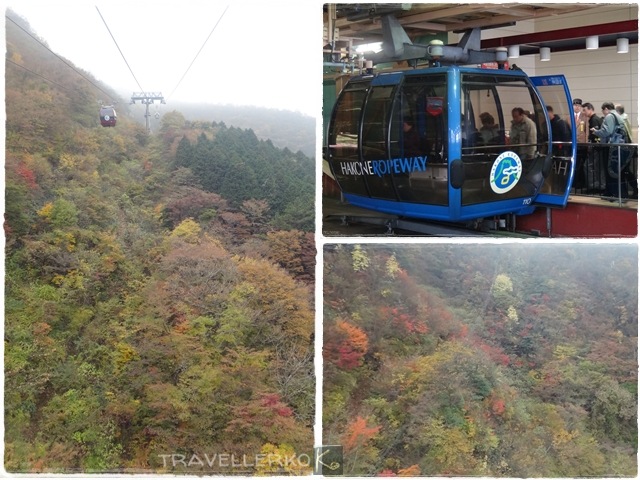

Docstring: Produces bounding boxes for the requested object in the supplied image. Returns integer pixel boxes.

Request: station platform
[322,194,637,238]
[514,194,637,238]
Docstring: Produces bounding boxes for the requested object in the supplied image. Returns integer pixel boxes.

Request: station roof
[324,3,638,55]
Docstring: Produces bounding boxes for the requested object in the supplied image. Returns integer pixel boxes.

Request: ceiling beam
[396,4,489,24]
[405,22,449,33]
[483,6,544,18]
[481,20,638,48]
[446,15,520,32]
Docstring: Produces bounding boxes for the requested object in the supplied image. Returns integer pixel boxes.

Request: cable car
[325,17,576,223]
[100,105,117,127]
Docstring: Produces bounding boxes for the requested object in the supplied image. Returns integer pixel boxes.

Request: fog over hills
[126,98,316,158]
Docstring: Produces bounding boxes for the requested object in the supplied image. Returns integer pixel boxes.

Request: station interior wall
[457,4,638,141]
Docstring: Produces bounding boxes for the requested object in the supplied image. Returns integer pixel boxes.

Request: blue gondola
[325,17,576,223]
[100,105,117,127]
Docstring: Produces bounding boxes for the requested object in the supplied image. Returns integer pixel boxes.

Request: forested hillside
[5,10,314,473]
[156,103,316,157]
[323,244,637,477]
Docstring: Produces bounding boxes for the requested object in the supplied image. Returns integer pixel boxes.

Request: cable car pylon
[131,92,165,133]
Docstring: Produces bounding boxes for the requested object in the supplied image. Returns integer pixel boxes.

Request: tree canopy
[323,244,637,477]
[5,9,314,474]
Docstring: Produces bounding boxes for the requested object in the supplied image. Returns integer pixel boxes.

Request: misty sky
[6,0,319,117]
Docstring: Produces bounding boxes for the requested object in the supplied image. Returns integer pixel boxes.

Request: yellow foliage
[393,355,438,398]
[552,428,577,448]
[424,419,478,472]
[54,231,76,252]
[170,218,201,243]
[352,245,370,271]
[59,153,80,171]
[37,202,53,219]
[493,273,513,293]
[385,254,401,278]
[553,344,578,361]
[235,256,314,343]
[114,342,138,374]
[51,269,85,290]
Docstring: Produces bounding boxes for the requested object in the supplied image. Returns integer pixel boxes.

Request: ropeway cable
[95,6,145,94]
[6,15,116,102]
[167,5,229,101]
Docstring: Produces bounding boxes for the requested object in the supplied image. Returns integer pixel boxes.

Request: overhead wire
[167,5,229,101]
[6,58,72,94]
[6,15,115,103]
[8,5,228,110]
[95,6,145,94]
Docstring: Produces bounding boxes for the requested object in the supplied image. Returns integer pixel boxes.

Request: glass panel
[327,80,370,196]
[390,74,448,205]
[362,85,397,200]
[461,74,548,205]
[536,83,574,195]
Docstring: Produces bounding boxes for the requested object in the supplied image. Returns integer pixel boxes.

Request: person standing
[572,99,588,189]
[582,102,604,192]
[573,99,588,143]
[615,104,632,138]
[510,107,537,159]
[547,105,571,155]
[591,102,631,200]
[616,104,637,198]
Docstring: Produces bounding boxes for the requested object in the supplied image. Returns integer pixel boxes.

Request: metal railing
[572,143,638,206]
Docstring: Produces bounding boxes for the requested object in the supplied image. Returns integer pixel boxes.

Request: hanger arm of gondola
[366,15,508,66]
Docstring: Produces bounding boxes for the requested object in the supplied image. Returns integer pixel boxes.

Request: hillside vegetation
[155,102,316,157]
[5,9,314,473]
[324,244,637,477]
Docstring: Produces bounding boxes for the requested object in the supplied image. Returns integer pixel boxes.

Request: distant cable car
[100,105,117,127]
[324,17,576,223]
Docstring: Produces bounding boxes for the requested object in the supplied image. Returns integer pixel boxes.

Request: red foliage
[16,163,38,189]
[261,393,293,417]
[325,319,369,370]
[492,398,506,415]
[456,324,469,339]
[378,469,397,476]
[381,306,429,335]
[477,342,510,366]
[342,416,381,452]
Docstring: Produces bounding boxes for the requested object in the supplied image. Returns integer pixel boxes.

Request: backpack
[607,112,633,178]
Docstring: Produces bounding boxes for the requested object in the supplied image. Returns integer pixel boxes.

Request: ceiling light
[508,45,520,58]
[586,36,599,50]
[540,47,551,61]
[355,42,383,54]
[617,37,629,54]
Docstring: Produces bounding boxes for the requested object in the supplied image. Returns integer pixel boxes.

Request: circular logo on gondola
[104,115,110,120]
[490,151,522,194]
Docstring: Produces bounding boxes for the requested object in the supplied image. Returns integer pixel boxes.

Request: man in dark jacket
[546,105,571,155]
[583,103,603,142]
[582,102,604,192]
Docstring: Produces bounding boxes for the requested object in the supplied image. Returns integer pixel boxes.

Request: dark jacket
[587,115,603,142]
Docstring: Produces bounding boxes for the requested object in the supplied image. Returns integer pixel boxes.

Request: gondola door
[530,75,576,207]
